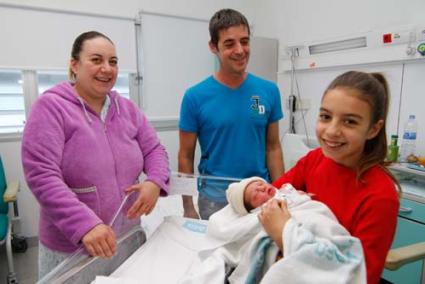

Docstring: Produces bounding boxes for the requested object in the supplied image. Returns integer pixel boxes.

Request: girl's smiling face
[316,88,383,168]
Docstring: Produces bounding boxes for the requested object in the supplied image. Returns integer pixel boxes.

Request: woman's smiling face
[70,36,118,101]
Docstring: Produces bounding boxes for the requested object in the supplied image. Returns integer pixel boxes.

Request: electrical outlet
[383,30,416,45]
[392,31,413,44]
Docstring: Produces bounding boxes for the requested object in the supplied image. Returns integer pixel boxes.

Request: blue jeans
[198,194,227,220]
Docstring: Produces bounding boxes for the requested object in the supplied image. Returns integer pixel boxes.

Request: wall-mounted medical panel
[280,25,425,72]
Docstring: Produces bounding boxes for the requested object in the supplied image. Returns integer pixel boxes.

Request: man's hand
[258,199,291,250]
[184,206,200,219]
[182,195,200,219]
[82,224,116,258]
[125,181,161,218]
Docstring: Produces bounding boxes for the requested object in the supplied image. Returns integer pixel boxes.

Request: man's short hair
[209,9,250,46]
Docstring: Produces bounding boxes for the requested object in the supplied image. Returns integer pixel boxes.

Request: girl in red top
[259,71,400,284]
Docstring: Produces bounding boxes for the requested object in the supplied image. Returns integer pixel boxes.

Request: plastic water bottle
[399,115,418,162]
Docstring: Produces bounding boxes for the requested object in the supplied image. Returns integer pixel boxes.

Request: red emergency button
[383,33,392,44]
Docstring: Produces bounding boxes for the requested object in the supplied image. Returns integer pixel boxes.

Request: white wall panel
[139,13,215,118]
[399,61,425,155]
[0,4,137,71]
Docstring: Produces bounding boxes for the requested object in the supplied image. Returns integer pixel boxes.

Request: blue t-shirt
[179,73,283,201]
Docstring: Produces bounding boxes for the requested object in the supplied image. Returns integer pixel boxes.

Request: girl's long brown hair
[324,71,400,192]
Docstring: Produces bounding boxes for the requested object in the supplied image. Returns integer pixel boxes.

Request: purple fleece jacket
[22,81,170,253]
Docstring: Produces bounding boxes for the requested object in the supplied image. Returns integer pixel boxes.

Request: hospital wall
[0,0,283,239]
[276,0,425,157]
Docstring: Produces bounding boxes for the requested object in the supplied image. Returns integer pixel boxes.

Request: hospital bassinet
[37,173,239,284]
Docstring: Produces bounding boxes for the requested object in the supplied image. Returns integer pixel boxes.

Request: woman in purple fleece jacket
[21,31,170,279]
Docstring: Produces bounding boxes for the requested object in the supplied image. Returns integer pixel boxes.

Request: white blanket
[181,185,366,284]
[98,216,210,284]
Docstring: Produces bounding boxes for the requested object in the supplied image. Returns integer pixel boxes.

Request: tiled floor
[0,244,38,284]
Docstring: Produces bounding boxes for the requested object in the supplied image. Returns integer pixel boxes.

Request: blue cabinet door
[382,216,425,283]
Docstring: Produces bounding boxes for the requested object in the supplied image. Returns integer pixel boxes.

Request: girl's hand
[125,181,161,218]
[82,224,116,258]
[258,199,291,250]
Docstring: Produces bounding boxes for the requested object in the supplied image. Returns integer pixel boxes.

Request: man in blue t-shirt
[179,8,285,220]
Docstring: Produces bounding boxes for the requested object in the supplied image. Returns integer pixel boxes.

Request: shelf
[389,163,425,178]
[389,164,425,201]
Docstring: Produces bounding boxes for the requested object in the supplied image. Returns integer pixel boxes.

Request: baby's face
[244,180,276,209]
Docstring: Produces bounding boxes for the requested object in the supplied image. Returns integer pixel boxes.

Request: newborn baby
[226,176,292,213]
[181,177,366,284]
[226,177,303,251]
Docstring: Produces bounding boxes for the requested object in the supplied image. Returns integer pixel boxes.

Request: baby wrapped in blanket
[180,177,366,284]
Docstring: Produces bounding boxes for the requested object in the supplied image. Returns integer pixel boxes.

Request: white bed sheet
[94,216,209,284]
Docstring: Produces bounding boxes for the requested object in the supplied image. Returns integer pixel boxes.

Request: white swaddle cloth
[181,183,366,284]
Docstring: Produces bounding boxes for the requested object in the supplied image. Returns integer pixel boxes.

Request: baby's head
[226,177,276,215]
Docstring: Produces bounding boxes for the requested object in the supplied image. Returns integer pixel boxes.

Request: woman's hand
[82,224,116,258]
[125,181,161,218]
[258,199,291,250]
